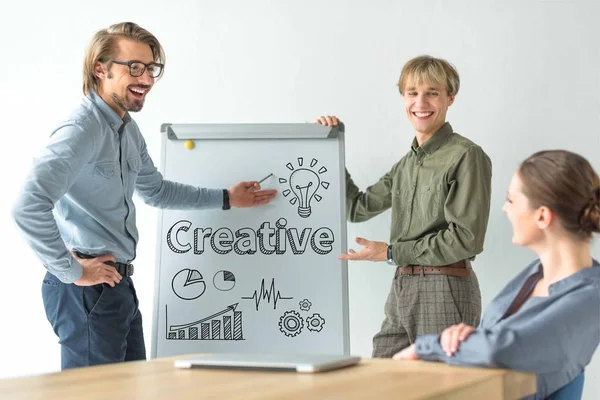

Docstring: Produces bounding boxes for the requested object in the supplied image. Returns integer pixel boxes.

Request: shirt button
[110,170,114,176]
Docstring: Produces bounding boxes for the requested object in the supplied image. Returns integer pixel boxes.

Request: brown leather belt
[396,260,469,277]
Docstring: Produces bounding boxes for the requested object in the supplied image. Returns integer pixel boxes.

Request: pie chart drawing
[172,269,206,300]
[213,270,236,291]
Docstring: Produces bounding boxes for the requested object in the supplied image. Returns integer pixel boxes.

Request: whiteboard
[151,123,349,358]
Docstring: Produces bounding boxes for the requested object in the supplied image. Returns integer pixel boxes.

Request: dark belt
[75,251,134,277]
[106,261,135,277]
[396,260,468,277]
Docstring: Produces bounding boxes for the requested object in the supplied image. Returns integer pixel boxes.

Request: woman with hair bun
[394,150,600,400]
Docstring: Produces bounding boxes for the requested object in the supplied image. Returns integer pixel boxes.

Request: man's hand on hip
[72,252,122,287]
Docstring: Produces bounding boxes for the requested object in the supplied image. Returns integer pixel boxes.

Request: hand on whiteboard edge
[228,181,277,208]
[339,237,387,262]
[315,115,341,127]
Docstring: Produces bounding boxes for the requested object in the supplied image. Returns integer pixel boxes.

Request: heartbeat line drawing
[241,278,293,311]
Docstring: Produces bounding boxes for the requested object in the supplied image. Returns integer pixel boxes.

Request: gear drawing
[306,313,325,332]
[299,299,312,311]
[279,310,303,337]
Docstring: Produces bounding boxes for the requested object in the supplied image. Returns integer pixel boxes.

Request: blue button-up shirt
[13,91,223,283]
[415,259,600,399]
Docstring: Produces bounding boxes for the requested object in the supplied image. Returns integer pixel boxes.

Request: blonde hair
[82,22,165,95]
[397,55,459,96]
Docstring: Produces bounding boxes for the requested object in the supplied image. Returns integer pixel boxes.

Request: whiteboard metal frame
[151,123,349,358]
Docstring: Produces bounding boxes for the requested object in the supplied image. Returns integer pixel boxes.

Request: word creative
[166,218,335,256]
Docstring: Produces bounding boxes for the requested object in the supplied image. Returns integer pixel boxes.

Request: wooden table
[0,356,536,399]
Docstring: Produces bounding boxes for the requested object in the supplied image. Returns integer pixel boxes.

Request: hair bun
[579,188,600,234]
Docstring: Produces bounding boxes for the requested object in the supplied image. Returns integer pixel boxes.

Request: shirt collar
[548,259,600,295]
[410,122,454,155]
[88,90,131,134]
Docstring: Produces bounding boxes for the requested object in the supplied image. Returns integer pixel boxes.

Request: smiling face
[502,172,545,247]
[95,38,155,117]
[403,80,454,137]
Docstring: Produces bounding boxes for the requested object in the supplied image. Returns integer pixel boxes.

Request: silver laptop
[174,353,361,373]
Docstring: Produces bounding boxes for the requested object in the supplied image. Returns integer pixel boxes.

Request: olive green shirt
[346,122,492,267]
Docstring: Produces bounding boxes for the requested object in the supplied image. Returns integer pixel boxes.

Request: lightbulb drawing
[279,157,330,218]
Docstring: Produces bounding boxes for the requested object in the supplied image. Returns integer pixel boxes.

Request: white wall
[1,0,598,398]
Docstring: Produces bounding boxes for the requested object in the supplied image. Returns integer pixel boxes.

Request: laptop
[174,353,361,373]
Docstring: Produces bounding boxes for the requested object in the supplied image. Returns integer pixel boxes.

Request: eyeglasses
[110,60,164,78]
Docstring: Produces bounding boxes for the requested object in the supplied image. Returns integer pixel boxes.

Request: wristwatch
[386,244,396,265]
[222,189,231,210]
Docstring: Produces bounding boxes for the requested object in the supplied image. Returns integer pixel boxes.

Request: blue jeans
[41,271,146,369]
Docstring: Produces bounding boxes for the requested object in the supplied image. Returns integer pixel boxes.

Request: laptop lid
[174,353,361,373]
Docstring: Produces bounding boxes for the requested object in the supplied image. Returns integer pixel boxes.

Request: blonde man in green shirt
[317,55,492,358]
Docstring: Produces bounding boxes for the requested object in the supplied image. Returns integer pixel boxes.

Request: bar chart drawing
[165,303,244,341]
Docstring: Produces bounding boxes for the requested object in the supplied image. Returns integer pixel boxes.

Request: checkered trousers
[372,266,482,358]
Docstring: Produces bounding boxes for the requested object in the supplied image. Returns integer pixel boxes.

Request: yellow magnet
[184,140,195,150]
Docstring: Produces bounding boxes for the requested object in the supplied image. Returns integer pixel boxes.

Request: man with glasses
[110,60,164,78]
[12,22,277,369]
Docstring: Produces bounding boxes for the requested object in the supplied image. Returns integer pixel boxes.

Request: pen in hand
[256,173,273,186]
[248,173,273,192]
